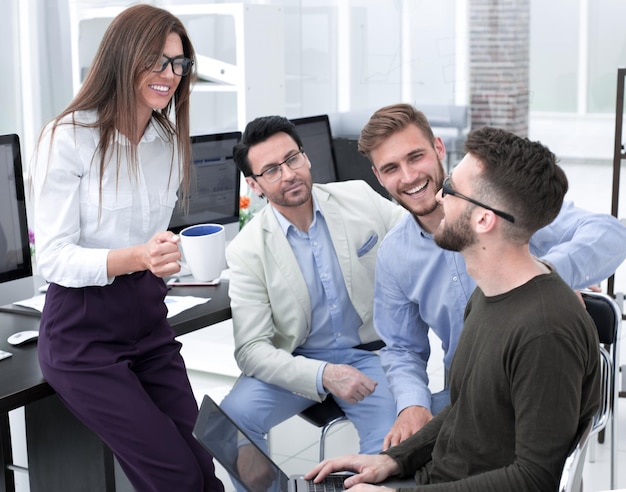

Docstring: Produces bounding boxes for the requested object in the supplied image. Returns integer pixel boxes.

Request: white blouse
[31,110,181,288]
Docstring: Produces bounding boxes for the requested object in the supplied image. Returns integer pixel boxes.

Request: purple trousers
[38,271,224,492]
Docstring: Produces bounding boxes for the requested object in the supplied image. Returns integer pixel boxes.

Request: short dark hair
[358,103,436,161]
[233,116,303,176]
[464,126,568,242]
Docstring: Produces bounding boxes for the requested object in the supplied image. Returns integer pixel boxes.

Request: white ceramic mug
[179,223,226,281]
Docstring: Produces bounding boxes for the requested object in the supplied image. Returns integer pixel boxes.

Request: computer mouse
[7,330,39,346]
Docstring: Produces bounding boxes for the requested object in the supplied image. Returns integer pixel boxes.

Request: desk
[0,281,231,492]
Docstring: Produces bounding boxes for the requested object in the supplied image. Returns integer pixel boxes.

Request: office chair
[298,395,348,461]
[579,291,621,489]
[558,419,593,492]
[559,343,613,492]
[298,340,386,461]
[560,290,620,491]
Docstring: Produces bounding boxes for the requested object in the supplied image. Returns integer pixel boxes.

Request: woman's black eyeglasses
[150,55,194,76]
[441,177,515,223]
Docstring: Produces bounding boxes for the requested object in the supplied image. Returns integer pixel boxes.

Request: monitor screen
[169,132,241,242]
[290,115,338,184]
[333,137,390,200]
[0,134,32,284]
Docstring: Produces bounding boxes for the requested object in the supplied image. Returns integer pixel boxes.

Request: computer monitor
[0,134,34,305]
[333,137,390,200]
[290,115,338,184]
[169,132,242,244]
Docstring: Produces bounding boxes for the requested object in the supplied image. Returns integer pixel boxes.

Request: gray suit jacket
[226,180,405,401]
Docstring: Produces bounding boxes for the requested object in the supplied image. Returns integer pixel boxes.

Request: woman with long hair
[30,5,223,491]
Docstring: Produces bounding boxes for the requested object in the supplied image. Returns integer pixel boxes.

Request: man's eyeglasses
[441,177,515,223]
[149,55,194,76]
[251,150,306,183]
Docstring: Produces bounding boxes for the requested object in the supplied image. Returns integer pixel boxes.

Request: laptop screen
[193,395,289,492]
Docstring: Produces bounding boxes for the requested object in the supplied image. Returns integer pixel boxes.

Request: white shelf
[67,2,286,134]
[193,82,238,93]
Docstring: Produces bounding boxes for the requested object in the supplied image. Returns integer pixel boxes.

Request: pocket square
[357,233,378,257]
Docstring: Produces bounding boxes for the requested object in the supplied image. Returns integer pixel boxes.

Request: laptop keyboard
[307,475,346,492]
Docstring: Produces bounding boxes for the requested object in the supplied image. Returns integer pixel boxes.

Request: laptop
[193,395,414,492]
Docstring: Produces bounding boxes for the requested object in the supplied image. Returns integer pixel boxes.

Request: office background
[1,2,626,491]
[3,0,626,297]
[2,0,626,164]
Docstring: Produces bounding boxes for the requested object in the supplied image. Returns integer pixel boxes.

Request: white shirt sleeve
[32,121,111,287]
[31,113,180,288]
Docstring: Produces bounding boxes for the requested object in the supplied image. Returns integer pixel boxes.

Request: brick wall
[469,0,530,136]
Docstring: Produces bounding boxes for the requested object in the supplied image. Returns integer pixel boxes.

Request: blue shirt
[273,198,361,393]
[375,200,626,414]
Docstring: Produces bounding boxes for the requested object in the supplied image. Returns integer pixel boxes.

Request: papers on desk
[13,294,46,312]
[10,293,209,319]
[164,296,211,318]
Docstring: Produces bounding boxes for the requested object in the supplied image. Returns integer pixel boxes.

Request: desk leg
[25,394,117,492]
[0,412,15,492]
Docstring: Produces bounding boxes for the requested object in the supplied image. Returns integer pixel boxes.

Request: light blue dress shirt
[273,198,361,393]
[375,200,626,414]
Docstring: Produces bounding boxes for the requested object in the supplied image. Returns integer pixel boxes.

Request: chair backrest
[582,292,619,345]
[564,290,622,490]
[581,291,621,434]
[558,419,593,492]
[593,346,612,433]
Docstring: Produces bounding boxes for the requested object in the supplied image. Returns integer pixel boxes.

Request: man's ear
[371,166,386,188]
[246,176,263,198]
[475,209,498,234]
[434,136,447,163]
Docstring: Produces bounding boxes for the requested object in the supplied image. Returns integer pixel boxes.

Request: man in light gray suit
[220,116,405,478]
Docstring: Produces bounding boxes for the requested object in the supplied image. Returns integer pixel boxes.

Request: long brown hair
[42,4,196,201]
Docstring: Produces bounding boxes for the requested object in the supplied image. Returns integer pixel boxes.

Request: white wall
[1,1,21,136]
[7,0,623,164]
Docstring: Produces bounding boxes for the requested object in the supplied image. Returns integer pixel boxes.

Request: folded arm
[532,201,626,289]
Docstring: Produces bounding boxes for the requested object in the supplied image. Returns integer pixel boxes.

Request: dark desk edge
[0,281,232,337]
[0,304,232,337]
[0,280,231,413]
[0,305,42,317]
[0,386,56,414]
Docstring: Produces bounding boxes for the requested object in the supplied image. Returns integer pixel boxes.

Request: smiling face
[370,124,446,231]
[135,32,184,124]
[245,132,313,212]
